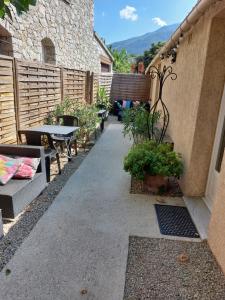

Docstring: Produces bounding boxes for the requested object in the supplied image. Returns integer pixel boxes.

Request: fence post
[12,58,20,143]
[90,72,94,104]
[85,71,91,104]
[60,67,64,102]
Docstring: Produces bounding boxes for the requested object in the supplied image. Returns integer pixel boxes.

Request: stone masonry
[0,0,105,73]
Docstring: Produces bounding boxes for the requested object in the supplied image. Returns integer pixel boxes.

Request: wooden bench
[0,145,47,219]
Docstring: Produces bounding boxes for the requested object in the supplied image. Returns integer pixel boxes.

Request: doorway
[205,84,225,211]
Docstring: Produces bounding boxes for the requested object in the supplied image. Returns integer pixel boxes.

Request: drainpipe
[146,0,220,73]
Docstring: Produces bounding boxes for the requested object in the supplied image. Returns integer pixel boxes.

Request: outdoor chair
[53,115,79,160]
[18,130,61,182]
[96,104,109,120]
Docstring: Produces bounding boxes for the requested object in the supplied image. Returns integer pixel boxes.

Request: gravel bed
[124,236,225,300]
[131,177,183,197]
[0,147,92,272]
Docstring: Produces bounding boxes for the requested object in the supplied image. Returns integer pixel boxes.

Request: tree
[0,0,36,19]
[108,46,131,73]
[136,42,165,70]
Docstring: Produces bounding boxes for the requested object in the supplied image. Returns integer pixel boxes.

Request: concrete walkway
[0,122,184,300]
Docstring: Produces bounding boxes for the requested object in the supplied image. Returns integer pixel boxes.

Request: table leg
[101,119,104,132]
[45,156,51,183]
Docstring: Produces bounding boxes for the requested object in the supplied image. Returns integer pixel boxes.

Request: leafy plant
[108,47,131,73]
[46,98,100,148]
[72,102,99,146]
[45,97,74,125]
[124,140,183,180]
[0,0,36,19]
[96,87,111,111]
[122,105,160,143]
[136,42,165,70]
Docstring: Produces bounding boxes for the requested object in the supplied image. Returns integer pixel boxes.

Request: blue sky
[94,0,198,44]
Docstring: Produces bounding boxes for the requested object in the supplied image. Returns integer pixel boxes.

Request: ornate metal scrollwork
[148,65,177,144]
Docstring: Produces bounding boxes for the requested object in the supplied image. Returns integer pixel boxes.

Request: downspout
[146,0,220,73]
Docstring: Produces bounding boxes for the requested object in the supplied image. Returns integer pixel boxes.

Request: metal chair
[56,115,79,127]
[54,115,79,160]
[18,130,61,182]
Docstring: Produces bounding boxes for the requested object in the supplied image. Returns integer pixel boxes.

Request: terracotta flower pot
[144,174,168,194]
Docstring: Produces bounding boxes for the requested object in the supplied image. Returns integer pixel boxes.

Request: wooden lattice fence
[0,56,17,144]
[15,60,61,129]
[99,73,113,98]
[111,73,150,102]
[62,68,87,102]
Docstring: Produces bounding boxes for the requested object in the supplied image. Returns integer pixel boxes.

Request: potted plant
[96,87,111,119]
[124,140,183,193]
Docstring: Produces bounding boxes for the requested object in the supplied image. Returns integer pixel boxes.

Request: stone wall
[0,0,104,73]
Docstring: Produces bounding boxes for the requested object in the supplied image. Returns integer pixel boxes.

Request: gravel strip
[124,236,225,300]
[0,147,92,272]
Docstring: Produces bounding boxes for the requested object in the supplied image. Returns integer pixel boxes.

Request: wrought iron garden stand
[148,65,177,144]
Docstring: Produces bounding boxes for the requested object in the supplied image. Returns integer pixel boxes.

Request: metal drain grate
[154,204,200,238]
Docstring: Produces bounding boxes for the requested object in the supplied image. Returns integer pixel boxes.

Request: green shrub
[72,102,100,145]
[124,140,183,180]
[122,105,160,143]
[96,87,111,111]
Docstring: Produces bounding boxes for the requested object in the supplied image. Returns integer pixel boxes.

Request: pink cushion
[14,163,36,179]
[0,155,19,185]
[13,157,40,179]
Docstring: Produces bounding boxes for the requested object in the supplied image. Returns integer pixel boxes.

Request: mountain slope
[110,24,179,55]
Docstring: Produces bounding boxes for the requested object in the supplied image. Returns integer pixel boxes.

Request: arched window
[0,25,13,56]
[41,38,56,64]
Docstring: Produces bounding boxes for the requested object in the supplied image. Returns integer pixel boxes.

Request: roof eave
[94,32,114,62]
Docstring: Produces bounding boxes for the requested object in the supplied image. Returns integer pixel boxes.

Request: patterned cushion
[13,157,41,179]
[0,155,19,185]
[13,164,35,179]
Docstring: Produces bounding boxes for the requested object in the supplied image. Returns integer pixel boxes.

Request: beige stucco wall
[149,1,225,275]
[208,151,225,274]
[150,2,225,196]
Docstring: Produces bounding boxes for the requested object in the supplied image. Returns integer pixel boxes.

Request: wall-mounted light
[171,48,177,64]
[179,33,184,42]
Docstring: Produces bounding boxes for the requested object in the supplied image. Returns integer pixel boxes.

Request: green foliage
[96,87,111,111]
[124,140,183,180]
[0,0,36,19]
[136,42,165,70]
[108,46,131,73]
[122,105,160,143]
[72,102,99,146]
[45,98,72,125]
[46,98,100,148]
